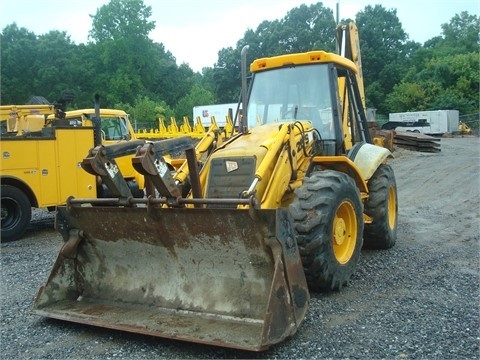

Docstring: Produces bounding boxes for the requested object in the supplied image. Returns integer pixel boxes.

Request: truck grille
[206,157,256,206]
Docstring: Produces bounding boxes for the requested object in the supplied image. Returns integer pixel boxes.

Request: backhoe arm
[336,22,365,110]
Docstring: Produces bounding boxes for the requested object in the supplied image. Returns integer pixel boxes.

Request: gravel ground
[1,136,479,359]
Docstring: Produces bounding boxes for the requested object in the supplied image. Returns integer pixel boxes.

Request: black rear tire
[1,185,32,242]
[363,164,398,249]
[289,171,363,291]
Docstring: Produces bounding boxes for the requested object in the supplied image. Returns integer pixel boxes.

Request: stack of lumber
[393,131,441,152]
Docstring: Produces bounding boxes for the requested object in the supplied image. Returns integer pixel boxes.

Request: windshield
[101,117,130,140]
[247,64,335,139]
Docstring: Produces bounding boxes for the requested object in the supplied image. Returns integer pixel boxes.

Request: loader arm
[244,123,313,207]
[81,140,146,199]
[132,137,199,201]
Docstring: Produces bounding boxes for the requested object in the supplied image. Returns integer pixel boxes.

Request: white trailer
[193,103,240,127]
[383,110,459,135]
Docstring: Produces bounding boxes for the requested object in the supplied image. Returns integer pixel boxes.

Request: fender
[347,142,393,181]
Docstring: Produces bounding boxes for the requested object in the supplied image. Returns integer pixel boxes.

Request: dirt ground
[392,135,479,253]
[2,135,479,359]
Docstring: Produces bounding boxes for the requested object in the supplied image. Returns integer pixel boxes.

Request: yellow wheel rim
[387,185,397,230]
[333,200,358,264]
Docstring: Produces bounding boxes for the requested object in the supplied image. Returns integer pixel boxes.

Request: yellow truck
[1,99,146,242]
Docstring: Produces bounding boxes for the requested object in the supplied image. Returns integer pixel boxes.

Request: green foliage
[278,4,336,52]
[145,43,188,106]
[213,46,242,103]
[1,24,39,103]
[1,0,478,122]
[89,0,155,42]
[86,0,160,108]
[388,52,479,114]
[386,82,426,112]
[439,11,480,54]
[0,24,79,104]
[174,84,216,120]
[89,0,159,106]
[118,96,174,130]
[387,12,480,114]
[355,5,414,113]
[33,31,77,98]
[198,67,216,94]
[211,2,336,103]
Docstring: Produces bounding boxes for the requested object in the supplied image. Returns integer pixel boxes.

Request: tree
[0,24,38,103]
[141,42,182,105]
[66,43,105,108]
[388,13,480,114]
[118,95,174,130]
[385,82,426,112]
[211,2,336,104]
[213,46,242,103]
[174,84,216,120]
[89,0,155,42]
[88,0,155,105]
[2,1,477,122]
[91,38,148,105]
[355,5,416,114]
[278,3,336,53]
[440,11,480,54]
[33,31,77,102]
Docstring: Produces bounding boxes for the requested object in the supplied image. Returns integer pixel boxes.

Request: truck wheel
[363,164,398,249]
[289,170,363,291]
[1,185,31,242]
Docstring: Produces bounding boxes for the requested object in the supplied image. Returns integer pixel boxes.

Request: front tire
[1,185,32,242]
[363,164,398,249]
[289,171,364,291]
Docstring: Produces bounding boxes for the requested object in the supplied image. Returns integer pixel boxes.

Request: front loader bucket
[33,205,309,351]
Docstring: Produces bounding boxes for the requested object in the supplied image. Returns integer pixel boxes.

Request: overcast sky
[1,0,478,72]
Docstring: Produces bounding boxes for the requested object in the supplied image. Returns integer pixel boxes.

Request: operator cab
[245,50,371,156]
[247,63,337,142]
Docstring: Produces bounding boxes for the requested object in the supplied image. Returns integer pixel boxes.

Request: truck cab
[49,108,135,142]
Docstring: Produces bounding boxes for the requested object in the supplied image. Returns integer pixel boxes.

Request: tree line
[1,0,478,129]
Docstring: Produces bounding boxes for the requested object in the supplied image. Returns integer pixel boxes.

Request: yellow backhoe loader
[33,23,398,351]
